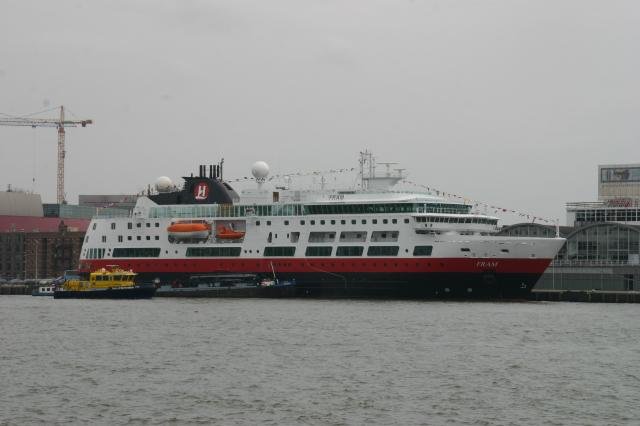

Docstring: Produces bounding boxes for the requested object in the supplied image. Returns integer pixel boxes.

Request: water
[1,297,639,425]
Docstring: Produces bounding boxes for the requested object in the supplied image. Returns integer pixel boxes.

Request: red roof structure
[0,216,90,233]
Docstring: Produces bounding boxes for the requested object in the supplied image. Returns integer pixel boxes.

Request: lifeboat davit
[167,222,211,240]
[216,224,245,240]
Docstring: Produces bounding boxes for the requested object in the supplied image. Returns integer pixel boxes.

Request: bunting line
[402,180,556,224]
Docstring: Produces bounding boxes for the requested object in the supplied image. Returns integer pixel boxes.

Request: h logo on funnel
[194,182,209,200]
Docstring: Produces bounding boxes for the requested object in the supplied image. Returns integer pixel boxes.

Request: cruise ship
[79,152,565,298]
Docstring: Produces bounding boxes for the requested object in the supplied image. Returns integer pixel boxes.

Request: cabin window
[461,248,470,252]
[146,236,151,241]
[267,221,271,226]
[118,236,123,243]
[300,220,305,225]
[336,246,364,257]
[310,220,315,225]
[309,232,336,243]
[305,246,332,256]
[101,236,106,243]
[290,232,300,243]
[127,236,132,241]
[136,236,141,241]
[111,223,116,230]
[331,220,336,225]
[263,246,296,257]
[404,218,409,224]
[256,221,261,226]
[367,246,399,256]
[341,220,346,225]
[320,220,326,225]
[128,223,132,229]
[392,219,398,224]
[155,223,159,227]
[351,220,356,225]
[137,223,141,228]
[186,247,241,257]
[383,219,388,224]
[372,219,377,224]
[362,220,367,225]
[155,236,160,240]
[413,246,433,256]
[284,220,289,225]
[501,249,509,253]
[112,248,161,257]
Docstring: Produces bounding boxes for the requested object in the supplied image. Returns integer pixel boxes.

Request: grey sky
[1,0,639,224]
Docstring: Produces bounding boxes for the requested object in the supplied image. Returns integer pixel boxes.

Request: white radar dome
[251,161,270,180]
[155,176,173,192]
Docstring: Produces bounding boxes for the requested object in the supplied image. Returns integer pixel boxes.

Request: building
[0,191,91,280]
[22,222,85,280]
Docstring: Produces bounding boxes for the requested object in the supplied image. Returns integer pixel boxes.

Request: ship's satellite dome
[251,161,270,180]
[155,176,173,192]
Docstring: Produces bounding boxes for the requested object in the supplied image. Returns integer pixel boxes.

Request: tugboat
[53,265,155,299]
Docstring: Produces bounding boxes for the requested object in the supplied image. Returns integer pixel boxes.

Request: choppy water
[1,297,639,425]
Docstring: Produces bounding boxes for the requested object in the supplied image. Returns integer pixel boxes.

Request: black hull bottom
[53,286,156,299]
[138,272,542,300]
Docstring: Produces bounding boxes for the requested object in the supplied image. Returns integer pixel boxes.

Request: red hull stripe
[83,257,552,275]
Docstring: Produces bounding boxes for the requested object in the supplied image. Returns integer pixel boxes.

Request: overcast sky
[1,0,639,224]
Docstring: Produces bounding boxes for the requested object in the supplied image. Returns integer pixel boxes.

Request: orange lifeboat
[167,222,211,240]
[216,224,245,240]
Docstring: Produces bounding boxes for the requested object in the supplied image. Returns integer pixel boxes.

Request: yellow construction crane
[0,105,93,204]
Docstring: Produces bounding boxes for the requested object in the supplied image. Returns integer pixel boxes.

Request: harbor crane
[0,105,93,204]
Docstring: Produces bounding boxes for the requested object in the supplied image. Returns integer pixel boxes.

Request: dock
[530,289,640,303]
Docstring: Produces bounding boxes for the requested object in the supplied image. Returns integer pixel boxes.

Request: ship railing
[94,210,132,219]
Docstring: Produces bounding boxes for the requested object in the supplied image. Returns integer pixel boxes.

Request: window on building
[117,236,123,243]
[111,223,116,230]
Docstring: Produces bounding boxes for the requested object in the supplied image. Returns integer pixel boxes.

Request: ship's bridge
[412,213,499,235]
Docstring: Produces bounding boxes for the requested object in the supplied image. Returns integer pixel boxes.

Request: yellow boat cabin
[62,266,137,292]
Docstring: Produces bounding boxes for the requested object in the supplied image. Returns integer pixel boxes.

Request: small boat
[156,274,296,298]
[167,221,211,240]
[53,266,155,299]
[32,285,55,296]
[215,224,245,240]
